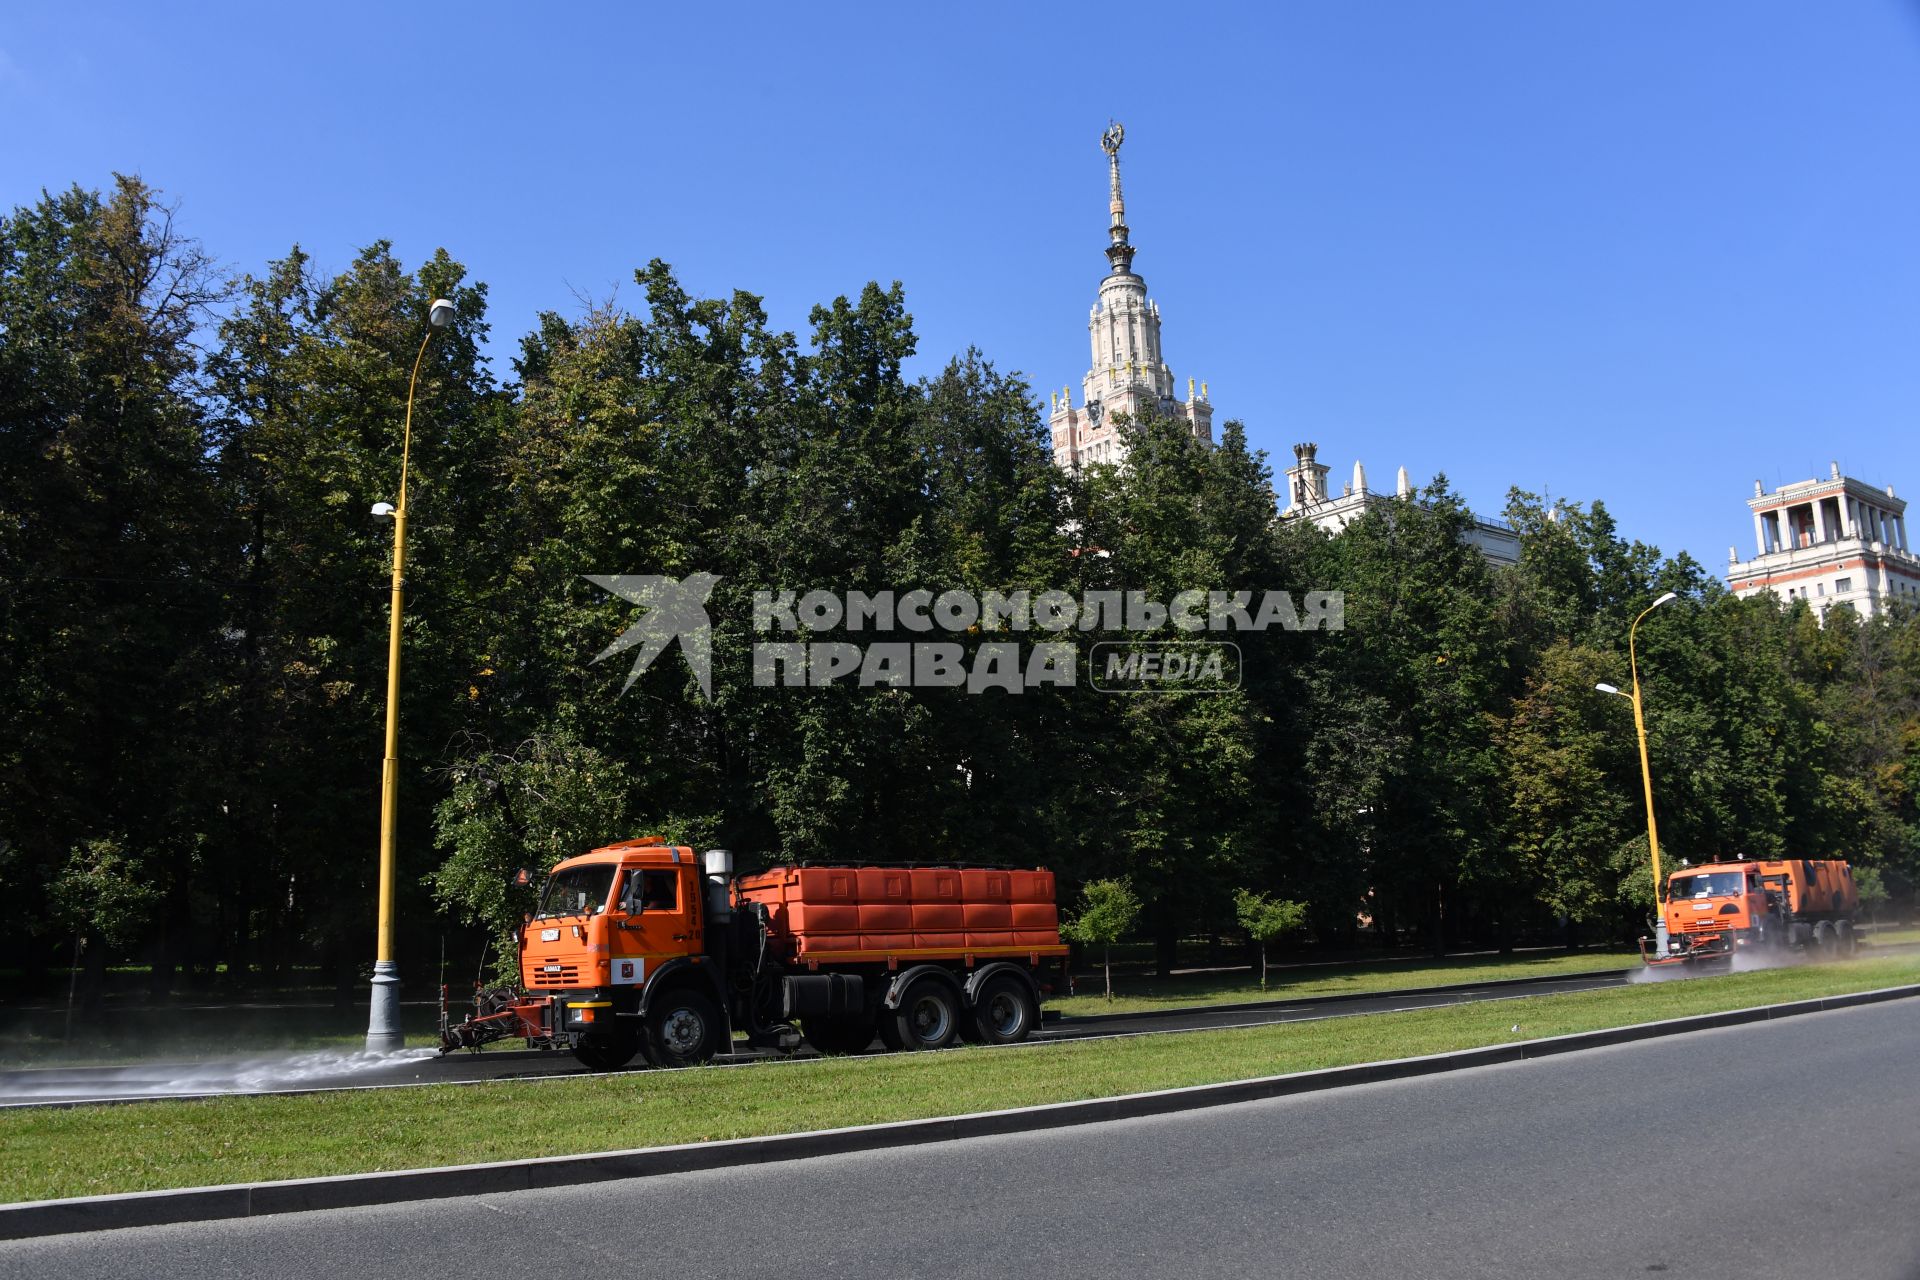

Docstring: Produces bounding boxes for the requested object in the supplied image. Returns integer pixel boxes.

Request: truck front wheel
[571,1032,641,1072]
[646,988,721,1068]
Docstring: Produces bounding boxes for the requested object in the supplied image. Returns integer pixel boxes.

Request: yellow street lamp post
[366,296,456,1054]
[1595,589,1679,957]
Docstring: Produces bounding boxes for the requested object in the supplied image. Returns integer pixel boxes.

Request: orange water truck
[1642,858,1860,968]
[440,838,1069,1070]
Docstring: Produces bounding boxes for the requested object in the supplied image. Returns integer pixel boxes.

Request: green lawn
[1052,946,1638,1016]
[3,953,1914,1205]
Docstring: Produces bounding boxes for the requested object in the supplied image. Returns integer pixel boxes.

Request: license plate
[543,964,561,974]
[541,928,560,941]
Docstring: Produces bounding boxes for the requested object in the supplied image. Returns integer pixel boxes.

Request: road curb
[1052,965,1633,1025]
[5,981,1916,1241]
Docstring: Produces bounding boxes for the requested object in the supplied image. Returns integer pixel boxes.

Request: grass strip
[1049,946,1638,1016]
[3,954,1916,1205]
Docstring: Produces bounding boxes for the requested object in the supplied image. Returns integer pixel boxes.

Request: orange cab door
[609,864,698,990]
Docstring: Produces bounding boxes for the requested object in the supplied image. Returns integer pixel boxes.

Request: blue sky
[5,2,1919,571]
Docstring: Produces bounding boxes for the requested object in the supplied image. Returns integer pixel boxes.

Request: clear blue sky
[6,2,1919,571]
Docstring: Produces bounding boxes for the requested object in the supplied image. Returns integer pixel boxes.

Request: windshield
[537,865,617,919]
[1670,871,1745,898]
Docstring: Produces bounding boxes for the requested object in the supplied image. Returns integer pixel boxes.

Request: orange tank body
[1755,859,1858,917]
[735,865,1068,966]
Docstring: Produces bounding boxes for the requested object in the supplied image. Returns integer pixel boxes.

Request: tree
[1060,878,1141,1001]
[1233,889,1306,988]
[48,836,164,1028]
[431,728,634,983]
[1060,412,1287,974]
[0,177,225,993]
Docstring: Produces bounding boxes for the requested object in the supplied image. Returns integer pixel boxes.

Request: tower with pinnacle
[1049,123,1214,472]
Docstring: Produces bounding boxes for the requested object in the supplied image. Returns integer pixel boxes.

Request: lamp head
[1595,682,1621,696]
[1652,591,1678,609]
[371,501,396,519]
[428,298,456,329]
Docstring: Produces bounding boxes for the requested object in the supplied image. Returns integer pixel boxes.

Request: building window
[1835,577,1852,594]
[1816,583,1825,596]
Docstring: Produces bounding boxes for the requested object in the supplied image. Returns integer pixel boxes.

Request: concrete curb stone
[4,980,1916,1242]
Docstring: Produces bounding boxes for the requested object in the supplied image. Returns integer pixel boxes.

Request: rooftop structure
[1728,463,1918,619]
[1279,442,1521,567]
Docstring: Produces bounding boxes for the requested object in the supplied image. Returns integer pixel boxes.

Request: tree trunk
[63,935,83,1044]
[1102,943,1112,1001]
[80,932,108,1011]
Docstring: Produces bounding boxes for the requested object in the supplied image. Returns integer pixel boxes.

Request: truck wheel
[571,1032,640,1072]
[802,1017,876,1056]
[970,974,1038,1045]
[890,980,959,1051]
[1811,921,1835,959]
[646,989,721,1068]
[1836,920,1856,957]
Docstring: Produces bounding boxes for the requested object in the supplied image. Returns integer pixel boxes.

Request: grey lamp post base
[1654,923,1670,958]
[365,961,404,1053]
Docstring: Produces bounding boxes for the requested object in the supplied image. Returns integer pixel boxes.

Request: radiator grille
[526,963,579,988]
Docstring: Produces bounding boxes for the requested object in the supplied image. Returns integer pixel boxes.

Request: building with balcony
[1727,464,1918,619]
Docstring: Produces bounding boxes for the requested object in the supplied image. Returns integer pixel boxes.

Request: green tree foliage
[430,728,633,982]
[1233,889,1306,988]
[4,175,1918,1004]
[0,177,225,998]
[1060,878,1142,1000]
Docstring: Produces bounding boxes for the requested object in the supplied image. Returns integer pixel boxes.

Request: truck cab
[520,839,726,1070]
[1663,864,1768,948]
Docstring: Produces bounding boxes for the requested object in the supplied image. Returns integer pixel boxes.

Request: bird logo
[585,573,720,700]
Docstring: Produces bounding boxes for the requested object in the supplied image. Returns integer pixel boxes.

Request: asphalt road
[0,969,1631,1106]
[4,997,1915,1279]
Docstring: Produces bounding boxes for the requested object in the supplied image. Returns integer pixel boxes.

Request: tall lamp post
[1595,589,1679,957]
[366,296,457,1053]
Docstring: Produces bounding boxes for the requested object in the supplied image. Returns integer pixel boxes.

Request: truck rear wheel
[1811,921,1835,959]
[571,1032,641,1072]
[646,988,721,1068]
[970,974,1038,1045]
[1836,920,1856,957]
[891,980,960,1051]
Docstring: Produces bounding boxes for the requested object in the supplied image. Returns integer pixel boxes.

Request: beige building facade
[1728,464,1918,619]
[1048,123,1214,472]
[1279,442,1522,567]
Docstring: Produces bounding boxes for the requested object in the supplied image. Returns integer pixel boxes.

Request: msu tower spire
[1048,122,1214,472]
